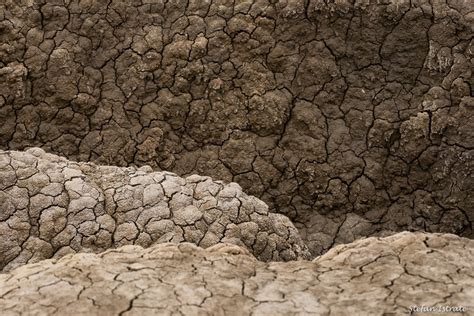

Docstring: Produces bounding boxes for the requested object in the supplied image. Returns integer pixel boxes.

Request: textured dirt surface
[0,232,472,315]
[1,0,474,256]
[0,148,310,272]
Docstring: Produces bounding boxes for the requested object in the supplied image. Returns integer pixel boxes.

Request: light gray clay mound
[0,232,472,315]
[0,148,310,272]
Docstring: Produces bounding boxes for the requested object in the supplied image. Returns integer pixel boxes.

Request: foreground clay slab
[0,232,472,315]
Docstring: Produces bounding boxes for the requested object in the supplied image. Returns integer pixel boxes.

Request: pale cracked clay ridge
[0,148,310,272]
[0,232,473,315]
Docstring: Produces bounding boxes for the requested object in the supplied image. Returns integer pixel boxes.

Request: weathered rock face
[0,232,472,315]
[1,0,473,255]
[0,148,310,272]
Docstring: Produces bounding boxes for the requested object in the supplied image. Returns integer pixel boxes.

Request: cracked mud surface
[1,0,473,256]
[0,232,472,315]
[1,0,474,314]
[0,148,310,272]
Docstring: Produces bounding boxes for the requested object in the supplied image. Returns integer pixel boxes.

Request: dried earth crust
[1,0,473,255]
[0,232,472,315]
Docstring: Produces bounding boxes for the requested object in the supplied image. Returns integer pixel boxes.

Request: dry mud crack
[1,0,474,314]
